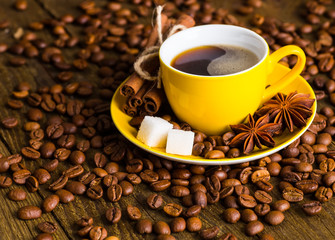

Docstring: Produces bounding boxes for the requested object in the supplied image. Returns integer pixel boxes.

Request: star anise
[229,114,282,155]
[255,91,315,133]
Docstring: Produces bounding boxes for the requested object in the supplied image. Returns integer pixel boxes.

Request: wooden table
[0,0,334,239]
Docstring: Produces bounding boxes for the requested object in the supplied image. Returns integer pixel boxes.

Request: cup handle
[262,45,306,103]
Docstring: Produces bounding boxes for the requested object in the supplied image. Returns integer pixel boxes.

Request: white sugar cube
[136,116,173,148]
[166,129,195,155]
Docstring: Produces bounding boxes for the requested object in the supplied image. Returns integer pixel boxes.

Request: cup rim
[159,24,269,78]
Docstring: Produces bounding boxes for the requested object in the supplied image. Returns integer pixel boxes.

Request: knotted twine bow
[133,5,188,88]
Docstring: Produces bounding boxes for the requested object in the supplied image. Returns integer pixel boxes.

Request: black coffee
[171,45,259,76]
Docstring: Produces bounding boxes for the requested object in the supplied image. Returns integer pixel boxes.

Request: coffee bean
[42,194,59,212]
[70,150,86,165]
[13,169,31,184]
[7,188,26,201]
[46,123,64,139]
[127,205,141,220]
[136,219,152,234]
[107,184,122,202]
[89,226,107,240]
[295,179,318,193]
[21,147,40,159]
[35,233,53,240]
[49,174,68,191]
[264,210,285,225]
[245,220,264,236]
[120,180,134,196]
[55,189,75,203]
[186,217,202,232]
[26,176,39,192]
[315,186,333,202]
[18,205,42,220]
[282,187,304,202]
[198,226,219,240]
[66,181,86,195]
[106,206,122,223]
[147,193,163,209]
[2,117,18,128]
[0,159,9,173]
[40,142,56,159]
[170,186,190,197]
[77,225,93,237]
[63,165,84,178]
[241,209,258,223]
[0,176,12,188]
[222,208,240,223]
[302,201,322,215]
[37,221,58,234]
[272,200,290,212]
[153,221,171,235]
[238,194,257,208]
[163,203,183,217]
[43,159,59,172]
[254,190,272,204]
[150,179,171,192]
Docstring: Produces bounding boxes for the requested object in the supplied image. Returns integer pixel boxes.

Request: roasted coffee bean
[264,210,285,225]
[66,181,86,195]
[18,205,42,220]
[54,148,71,161]
[136,219,152,234]
[106,206,122,223]
[222,208,240,223]
[77,225,93,237]
[13,169,31,184]
[56,189,75,203]
[153,221,171,235]
[77,217,93,227]
[70,150,86,165]
[170,186,190,197]
[140,169,159,183]
[119,180,134,196]
[37,221,58,234]
[245,220,264,236]
[40,142,56,159]
[43,159,59,172]
[0,176,12,188]
[282,187,304,202]
[183,205,202,218]
[49,174,68,191]
[241,209,258,223]
[107,184,122,202]
[199,226,220,240]
[87,185,103,200]
[63,165,84,178]
[127,173,142,185]
[170,217,186,233]
[295,179,318,193]
[2,117,18,128]
[7,188,26,201]
[89,226,107,240]
[315,186,333,202]
[186,217,202,232]
[163,203,183,217]
[254,190,272,204]
[127,205,142,220]
[234,185,250,196]
[6,154,22,165]
[94,152,107,168]
[21,147,40,159]
[42,194,59,212]
[0,158,9,173]
[254,203,271,216]
[26,176,39,192]
[255,180,273,192]
[238,194,257,208]
[150,179,171,192]
[147,193,163,209]
[35,233,53,240]
[272,200,290,212]
[57,134,76,149]
[266,162,281,175]
[302,201,322,215]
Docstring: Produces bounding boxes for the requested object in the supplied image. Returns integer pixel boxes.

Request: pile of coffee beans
[1,0,335,239]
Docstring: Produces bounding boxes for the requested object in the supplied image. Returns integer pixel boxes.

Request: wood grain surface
[0,0,334,240]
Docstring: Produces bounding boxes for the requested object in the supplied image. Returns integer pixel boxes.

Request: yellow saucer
[111,64,316,165]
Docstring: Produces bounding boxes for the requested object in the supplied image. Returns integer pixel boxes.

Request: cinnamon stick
[128,81,154,108]
[146,13,169,47]
[122,103,138,117]
[143,87,164,114]
[120,73,145,97]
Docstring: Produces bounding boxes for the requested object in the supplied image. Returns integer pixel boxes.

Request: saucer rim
[111,64,316,165]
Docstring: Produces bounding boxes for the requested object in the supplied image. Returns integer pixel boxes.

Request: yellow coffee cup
[159,24,306,135]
